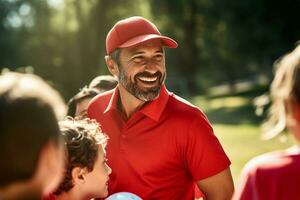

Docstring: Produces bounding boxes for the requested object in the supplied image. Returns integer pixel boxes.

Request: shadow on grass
[207,84,269,99]
[205,104,263,125]
[199,85,268,125]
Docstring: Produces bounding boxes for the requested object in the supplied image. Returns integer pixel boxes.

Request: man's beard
[118,66,166,102]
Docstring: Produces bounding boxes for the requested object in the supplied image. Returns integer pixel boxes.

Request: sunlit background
[1,0,299,186]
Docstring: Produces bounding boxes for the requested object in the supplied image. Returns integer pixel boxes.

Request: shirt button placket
[119,127,127,153]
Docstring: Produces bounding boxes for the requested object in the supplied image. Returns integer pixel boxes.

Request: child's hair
[263,44,300,139]
[67,86,99,117]
[89,75,117,92]
[0,72,66,186]
[54,117,108,195]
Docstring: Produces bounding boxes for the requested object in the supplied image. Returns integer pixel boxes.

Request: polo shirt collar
[140,85,170,121]
[104,84,170,121]
[104,85,120,114]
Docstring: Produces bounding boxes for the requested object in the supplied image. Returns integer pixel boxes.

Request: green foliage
[1,0,300,98]
[150,0,300,93]
[0,0,150,98]
[0,0,21,68]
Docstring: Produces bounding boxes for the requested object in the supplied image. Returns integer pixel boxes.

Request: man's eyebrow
[130,49,163,56]
[128,49,145,56]
[132,52,145,56]
[155,49,164,54]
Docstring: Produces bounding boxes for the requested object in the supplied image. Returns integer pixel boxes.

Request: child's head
[0,72,66,197]
[54,117,111,199]
[88,75,117,92]
[263,44,300,140]
[67,86,99,118]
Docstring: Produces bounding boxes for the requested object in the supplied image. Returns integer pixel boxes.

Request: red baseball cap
[106,16,178,54]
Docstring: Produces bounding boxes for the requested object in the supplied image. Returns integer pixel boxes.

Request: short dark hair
[67,86,99,117]
[88,75,118,92]
[54,117,108,195]
[0,72,66,186]
[108,48,122,68]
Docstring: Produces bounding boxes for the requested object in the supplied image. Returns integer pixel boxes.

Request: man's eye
[154,55,163,61]
[132,57,143,62]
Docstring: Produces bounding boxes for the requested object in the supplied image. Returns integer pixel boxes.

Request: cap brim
[119,34,178,49]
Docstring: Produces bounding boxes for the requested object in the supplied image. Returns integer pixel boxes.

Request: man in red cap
[88,16,234,200]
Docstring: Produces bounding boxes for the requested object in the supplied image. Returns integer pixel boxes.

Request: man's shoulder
[163,93,212,127]
[88,89,113,114]
[168,93,196,109]
[167,93,205,117]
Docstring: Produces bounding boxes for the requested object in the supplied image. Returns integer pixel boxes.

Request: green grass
[214,124,294,184]
[191,88,296,186]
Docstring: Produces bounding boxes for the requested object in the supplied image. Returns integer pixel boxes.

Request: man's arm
[197,167,234,200]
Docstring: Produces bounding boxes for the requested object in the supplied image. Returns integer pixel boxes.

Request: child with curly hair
[44,117,111,200]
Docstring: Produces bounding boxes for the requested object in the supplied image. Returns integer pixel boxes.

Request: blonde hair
[263,44,300,139]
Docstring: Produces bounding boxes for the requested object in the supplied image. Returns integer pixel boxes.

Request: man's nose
[144,60,158,73]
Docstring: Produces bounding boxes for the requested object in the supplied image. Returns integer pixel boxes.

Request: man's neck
[118,85,146,120]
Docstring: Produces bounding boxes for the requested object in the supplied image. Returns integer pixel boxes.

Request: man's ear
[105,56,119,77]
[72,167,88,184]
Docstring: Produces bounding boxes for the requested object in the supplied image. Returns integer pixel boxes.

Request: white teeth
[138,77,157,82]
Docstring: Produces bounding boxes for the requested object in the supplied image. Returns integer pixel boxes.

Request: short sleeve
[183,112,231,181]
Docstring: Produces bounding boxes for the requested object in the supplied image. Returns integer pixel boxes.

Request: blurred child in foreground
[0,72,66,200]
[233,44,300,200]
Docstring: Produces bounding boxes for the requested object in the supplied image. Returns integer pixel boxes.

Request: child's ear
[72,167,88,184]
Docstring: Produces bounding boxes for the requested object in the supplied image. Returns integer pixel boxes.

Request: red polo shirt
[88,85,230,200]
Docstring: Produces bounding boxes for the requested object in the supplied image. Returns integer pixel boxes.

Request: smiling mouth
[137,76,158,83]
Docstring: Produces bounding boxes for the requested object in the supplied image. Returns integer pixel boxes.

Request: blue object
[106,192,142,200]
